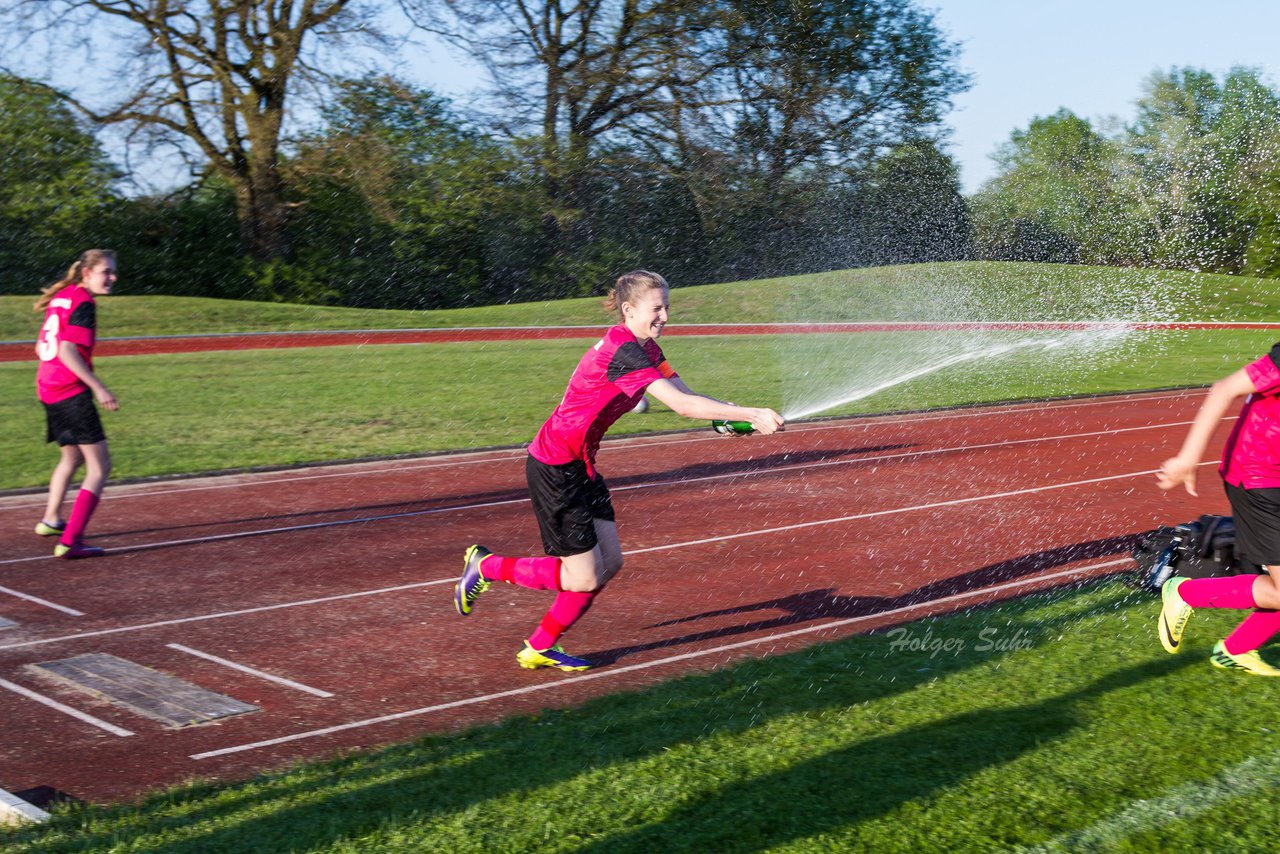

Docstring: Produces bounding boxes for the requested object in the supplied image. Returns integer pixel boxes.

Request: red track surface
[0,387,1225,805]
[4,321,1279,362]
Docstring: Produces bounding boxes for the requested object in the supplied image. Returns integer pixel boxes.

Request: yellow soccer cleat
[1158,576,1194,654]
[516,642,593,672]
[1210,641,1280,676]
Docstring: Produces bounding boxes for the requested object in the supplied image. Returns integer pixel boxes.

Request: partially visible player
[1156,344,1280,675]
[455,269,784,672]
[33,249,119,559]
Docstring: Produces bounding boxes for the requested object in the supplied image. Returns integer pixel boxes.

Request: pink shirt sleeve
[1246,355,1280,395]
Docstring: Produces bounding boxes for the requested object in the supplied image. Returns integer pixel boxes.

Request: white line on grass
[190,557,1129,760]
[166,643,334,698]
[0,416,1208,568]
[1022,750,1280,852]
[0,677,133,737]
[0,586,84,616]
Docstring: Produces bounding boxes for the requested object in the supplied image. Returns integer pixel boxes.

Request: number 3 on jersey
[37,315,61,361]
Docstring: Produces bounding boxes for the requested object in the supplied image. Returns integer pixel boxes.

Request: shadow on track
[585,534,1142,666]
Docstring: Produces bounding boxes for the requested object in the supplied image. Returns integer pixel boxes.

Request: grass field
[7,261,1280,851]
[6,582,1280,853]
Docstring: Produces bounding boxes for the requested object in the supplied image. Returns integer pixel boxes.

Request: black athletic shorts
[1225,480,1280,566]
[526,455,615,557]
[43,390,106,446]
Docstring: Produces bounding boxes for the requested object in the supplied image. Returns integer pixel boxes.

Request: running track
[4,320,1280,362]
[0,387,1227,805]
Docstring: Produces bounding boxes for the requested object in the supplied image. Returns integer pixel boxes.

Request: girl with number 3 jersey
[453,270,784,672]
[33,249,119,559]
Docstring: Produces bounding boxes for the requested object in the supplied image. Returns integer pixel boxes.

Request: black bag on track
[1131,515,1249,592]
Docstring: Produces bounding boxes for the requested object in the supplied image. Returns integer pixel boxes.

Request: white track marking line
[190,558,1128,760]
[0,389,1204,510]
[0,677,134,737]
[624,467,1182,555]
[0,580,449,652]
[166,644,334,698]
[0,586,84,616]
[0,461,1192,654]
[0,416,1210,568]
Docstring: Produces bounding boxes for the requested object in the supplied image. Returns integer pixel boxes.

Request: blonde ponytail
[35,249,115,312]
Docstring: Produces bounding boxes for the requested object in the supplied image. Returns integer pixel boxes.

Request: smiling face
[81,258,117,296]
[622,286,670,341]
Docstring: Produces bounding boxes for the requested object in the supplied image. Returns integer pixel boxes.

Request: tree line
[0,1,1276,309]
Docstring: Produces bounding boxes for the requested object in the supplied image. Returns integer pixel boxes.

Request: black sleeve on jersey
[607,340,656,382]
[1268,342,1280,371]
[68,301,97,330]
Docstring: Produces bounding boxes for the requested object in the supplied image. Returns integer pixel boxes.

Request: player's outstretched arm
[646,379,784,434]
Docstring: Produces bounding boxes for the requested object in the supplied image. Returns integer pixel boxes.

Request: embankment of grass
[4,261,1280,342]
[5,579,1278,852]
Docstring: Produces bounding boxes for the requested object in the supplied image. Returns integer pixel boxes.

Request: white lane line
[0,580,449,652]
[190,558,1128,760]
[1024,749,1280,852]
[0,677,134,737]
[1,459,1186,655]
[0,416,1208,569]
[0,586,84,616]
[166,643,334,698]
[0,389,1203,510]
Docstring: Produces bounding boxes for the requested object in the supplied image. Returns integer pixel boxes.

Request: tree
[0,74,119,292]
[413,0,968,284]
[0,0,380,265]
[970,109,1131,265]
[1121,67,1280,273]
[855,140,970,266]
[287,76,550,307]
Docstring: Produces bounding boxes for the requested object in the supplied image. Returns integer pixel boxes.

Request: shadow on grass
[585,534,1142,665]
[574,656,1195,854]
[8,582,1172,854]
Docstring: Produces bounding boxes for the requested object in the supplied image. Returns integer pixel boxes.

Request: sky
[401,0,1280,195]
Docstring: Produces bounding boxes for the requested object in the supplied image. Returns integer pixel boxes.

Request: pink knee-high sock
[1223,610,1280,655]
[1178,575,1258,609]
[480,555,562,591]
[59,489,100,547]
[528,590,597,650]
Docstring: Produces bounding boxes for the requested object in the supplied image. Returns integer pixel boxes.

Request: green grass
[1,327,1275,490]
[7,580,1280,852]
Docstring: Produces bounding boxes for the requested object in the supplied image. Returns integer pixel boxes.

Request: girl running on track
[454,269,785,672]
[33,249,119,559]
[1157,343,1280,675]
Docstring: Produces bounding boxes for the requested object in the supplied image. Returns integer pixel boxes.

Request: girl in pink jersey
[34,249,119,559]
[455,270,784,671]
[1156,344,1280,675]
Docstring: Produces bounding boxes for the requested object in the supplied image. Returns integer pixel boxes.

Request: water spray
[779,327,1129,423]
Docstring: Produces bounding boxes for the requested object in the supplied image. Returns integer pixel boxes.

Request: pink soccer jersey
[35,285,98,404]
[529,323,678,476]
[1221,348,1280,488]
